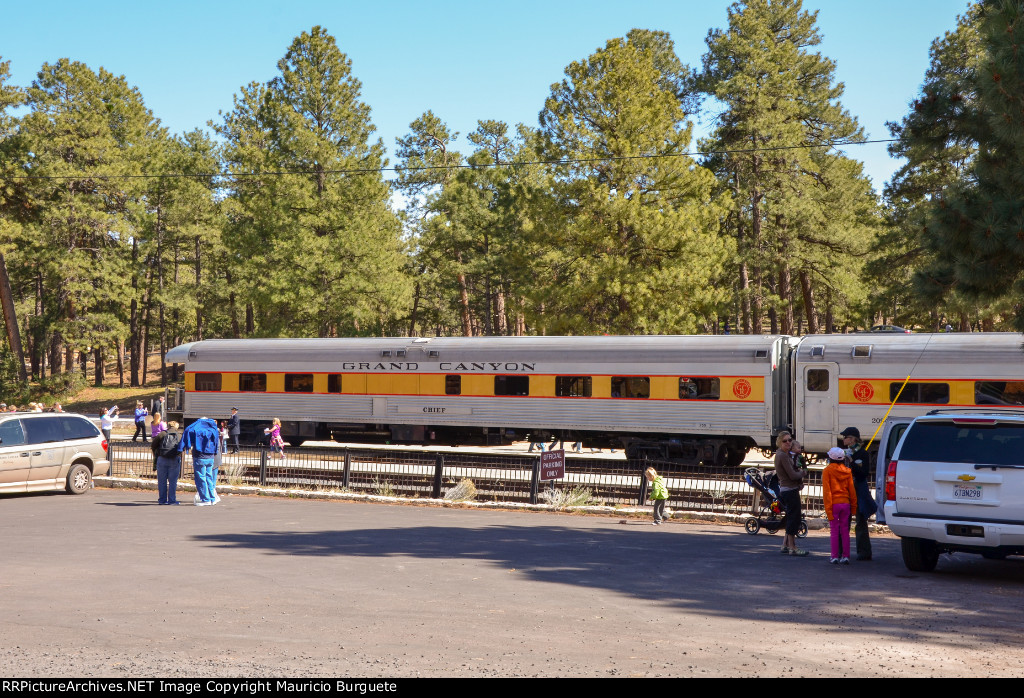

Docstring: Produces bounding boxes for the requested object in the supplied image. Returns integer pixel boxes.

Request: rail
[107,441,829,517]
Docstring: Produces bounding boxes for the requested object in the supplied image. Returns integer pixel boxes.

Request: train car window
[611,377,650,399]
[445,375,462,395]
[494,375,529,396]
[806,369,829,392]
[327,374,342,393]
[679,377,720,400]
[194,373,222,391]
[890,382,950,404]
[975,381,1024,405]
[556,376,592,397]
[285,374,314,392]
[239,373,267,392]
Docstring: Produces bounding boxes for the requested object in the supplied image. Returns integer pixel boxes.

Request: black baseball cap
[840,427,860,438]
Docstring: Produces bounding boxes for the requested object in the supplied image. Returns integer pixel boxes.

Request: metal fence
[108,441,828,517]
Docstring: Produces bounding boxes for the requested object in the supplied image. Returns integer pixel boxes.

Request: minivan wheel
[66,463,92,495]
[901,537,939,572]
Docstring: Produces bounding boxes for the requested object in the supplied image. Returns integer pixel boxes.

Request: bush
[541,486,594,510]
[444,478,477,502]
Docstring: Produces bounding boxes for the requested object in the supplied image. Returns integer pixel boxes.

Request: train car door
[801,363,838,451]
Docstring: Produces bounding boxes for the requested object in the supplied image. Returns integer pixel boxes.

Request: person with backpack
[152,421,182,505]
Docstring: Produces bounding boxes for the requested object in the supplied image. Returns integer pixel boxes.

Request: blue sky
[2,0,972,192]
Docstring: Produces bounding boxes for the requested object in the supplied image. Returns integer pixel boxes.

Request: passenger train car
[165,333,1024,464]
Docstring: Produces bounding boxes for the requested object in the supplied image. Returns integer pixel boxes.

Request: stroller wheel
[744,518,760,535]
[797,520,808,538]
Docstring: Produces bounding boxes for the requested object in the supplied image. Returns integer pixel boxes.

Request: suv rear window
[899,421,1024,466]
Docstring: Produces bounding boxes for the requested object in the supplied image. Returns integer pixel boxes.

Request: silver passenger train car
[165,333,1024,463]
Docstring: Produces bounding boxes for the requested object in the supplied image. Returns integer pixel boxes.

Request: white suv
[884,410,1024,571]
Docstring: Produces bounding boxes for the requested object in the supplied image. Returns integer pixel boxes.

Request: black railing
[107,441,828,517]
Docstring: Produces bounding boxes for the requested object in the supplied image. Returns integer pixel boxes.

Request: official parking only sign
[541,449,565,480]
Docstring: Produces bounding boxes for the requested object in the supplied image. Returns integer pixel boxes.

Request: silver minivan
[0,412,110,495]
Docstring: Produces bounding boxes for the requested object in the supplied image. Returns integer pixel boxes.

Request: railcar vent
[396,350,407,357]
[381,350,392,357]
[189,350,197,358]
[754,349,769,358]
[428,350,440,358]
[852,345,872,358]
[809,345,825,358]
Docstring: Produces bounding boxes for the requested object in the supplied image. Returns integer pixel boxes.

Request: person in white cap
[823,446,857,564]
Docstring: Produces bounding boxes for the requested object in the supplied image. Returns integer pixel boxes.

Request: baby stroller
[742,467,807,537]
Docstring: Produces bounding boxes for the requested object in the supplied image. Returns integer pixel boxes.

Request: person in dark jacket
[841,426,877,560]
[227,408,240,454]
[151,422,182,505]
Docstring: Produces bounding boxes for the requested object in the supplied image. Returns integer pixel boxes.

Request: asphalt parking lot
[3,487,1024,677]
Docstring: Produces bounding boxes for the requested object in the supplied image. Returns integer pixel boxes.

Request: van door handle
[32,451,42,456]
[20,452,29,457]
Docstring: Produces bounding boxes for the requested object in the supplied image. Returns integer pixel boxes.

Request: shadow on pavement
[193,522,1024,645]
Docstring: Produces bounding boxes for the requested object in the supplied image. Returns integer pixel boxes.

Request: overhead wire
[9,137,900,181]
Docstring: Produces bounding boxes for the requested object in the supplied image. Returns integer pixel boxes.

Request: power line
[9,138,899,181]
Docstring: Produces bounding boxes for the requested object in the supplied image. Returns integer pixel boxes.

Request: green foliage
[699,0,877,334]
[534,31,732,334]
[910,0,1024,329]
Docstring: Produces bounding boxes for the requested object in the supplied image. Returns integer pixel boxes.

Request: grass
[541,485,594,510]
[443,478,477,502]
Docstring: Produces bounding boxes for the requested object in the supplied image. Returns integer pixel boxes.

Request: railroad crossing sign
[541,449,565,480]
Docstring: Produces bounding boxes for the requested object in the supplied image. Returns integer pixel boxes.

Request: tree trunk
[93,347,103,387]
[799,269,818,334]
[0,253,27,382]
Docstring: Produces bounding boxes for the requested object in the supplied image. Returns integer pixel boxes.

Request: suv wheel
[901,537,939,572]
[65,463,92,495]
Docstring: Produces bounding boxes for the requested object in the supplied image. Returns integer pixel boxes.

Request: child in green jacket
[645,467,670,525]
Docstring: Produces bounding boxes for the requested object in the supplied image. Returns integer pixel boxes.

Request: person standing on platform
[841,427,877,561]
[227,408,241,454]
[179,417,221,506]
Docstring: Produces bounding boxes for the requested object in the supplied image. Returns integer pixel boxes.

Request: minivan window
[60,416,101,440]
[23,417,63,444]
[899,421,1024,466]
[0,419,26,447]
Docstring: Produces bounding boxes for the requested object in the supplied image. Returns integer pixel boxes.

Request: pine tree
[535,30,731,335]
[912,0,1024,329]
[217,27,411,337]
[699,0,873,334]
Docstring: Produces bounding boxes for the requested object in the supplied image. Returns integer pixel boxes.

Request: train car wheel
[744,518,760,535]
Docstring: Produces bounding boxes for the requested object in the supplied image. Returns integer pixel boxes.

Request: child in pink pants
[822,446,858,564]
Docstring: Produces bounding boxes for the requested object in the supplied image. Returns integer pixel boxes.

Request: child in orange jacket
[823,446,858,564]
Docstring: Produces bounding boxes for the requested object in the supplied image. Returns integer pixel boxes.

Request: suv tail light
[886,460,897,501]
[102,439,109,453]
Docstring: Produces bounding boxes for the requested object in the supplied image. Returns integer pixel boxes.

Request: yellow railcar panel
[461,375,493,397]
[366,374,419,395]
[313,374,328,393]
[222,373,239,392]
[419,374,446,396]
[592,376,612,398]
[185,373,195,391]
[531,375,555,398]
[951,381,974,406]
[720,376,763,402]
[343,374,366,394]
[649,377,676,400]
[266,373,284,393]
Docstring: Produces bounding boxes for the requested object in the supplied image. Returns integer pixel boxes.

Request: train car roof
[793,332,1024,365]
[166,335,789,367]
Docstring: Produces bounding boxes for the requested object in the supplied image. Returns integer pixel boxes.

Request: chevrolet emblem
[957,474,976,481]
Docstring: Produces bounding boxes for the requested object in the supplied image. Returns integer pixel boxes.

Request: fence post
[259,447,268,486]
[108,440,117,477]
[637,461,649,506]
[432,453,444,499]
[530,455,541,505]
[342,448,351,489]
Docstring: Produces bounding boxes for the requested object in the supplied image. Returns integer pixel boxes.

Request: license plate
[953,483,983,500]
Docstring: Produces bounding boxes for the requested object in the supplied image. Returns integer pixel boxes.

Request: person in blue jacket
[179,417,221,506]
